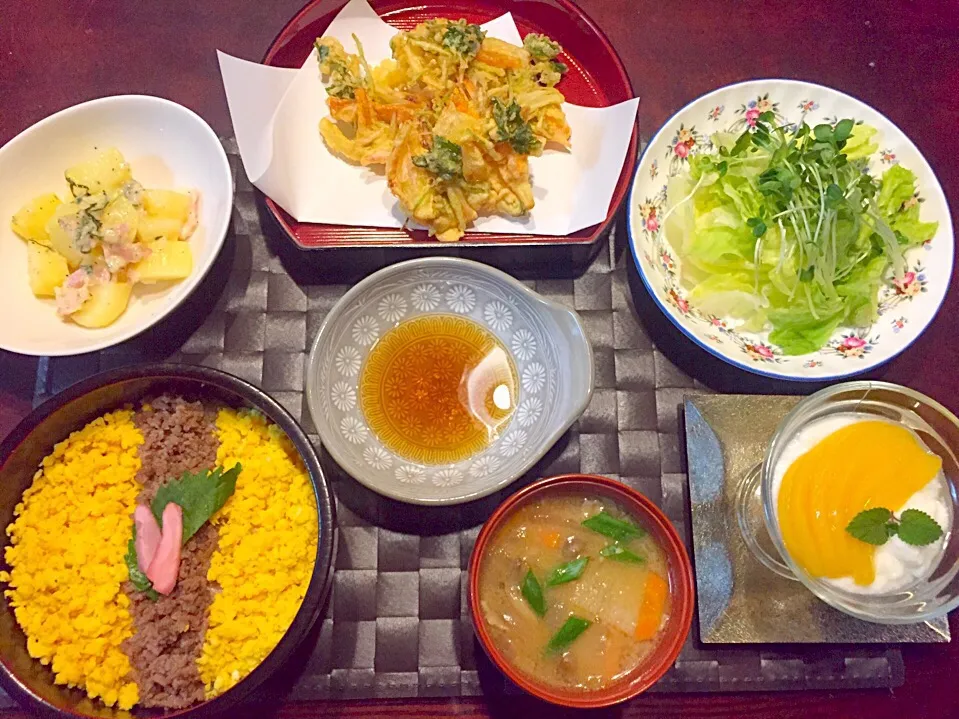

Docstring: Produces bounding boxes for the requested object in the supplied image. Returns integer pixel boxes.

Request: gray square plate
[685,395,950,644]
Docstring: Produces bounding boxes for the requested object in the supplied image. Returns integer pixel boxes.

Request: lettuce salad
[663,112,938,354]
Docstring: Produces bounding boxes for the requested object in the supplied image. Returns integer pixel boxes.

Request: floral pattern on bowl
[306,258,594,505]
[628,79,953,380]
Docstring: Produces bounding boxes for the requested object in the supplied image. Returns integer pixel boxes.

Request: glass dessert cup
[736,381,959,624]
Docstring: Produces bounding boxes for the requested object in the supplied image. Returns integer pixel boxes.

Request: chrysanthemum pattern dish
[307,258,593,505]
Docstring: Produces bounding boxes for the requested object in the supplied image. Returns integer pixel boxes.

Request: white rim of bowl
[626,78,954,382]
[306,256,595,506]
[0,94,234,356]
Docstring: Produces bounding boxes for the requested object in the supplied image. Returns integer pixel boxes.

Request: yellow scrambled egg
[198,409,318,697]
[0,410,142,710]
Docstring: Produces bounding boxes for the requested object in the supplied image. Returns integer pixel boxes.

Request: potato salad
[10,148,197,328]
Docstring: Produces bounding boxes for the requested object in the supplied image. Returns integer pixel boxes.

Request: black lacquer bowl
[0,364,336,718]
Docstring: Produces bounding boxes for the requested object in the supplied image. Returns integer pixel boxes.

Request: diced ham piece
[101,221,134,245]
[146,503,183,595]
[54,270,91,316]
[133,504,162,573]
[63,269,88,289]
[91,263,111,285]
[103,241,149,273]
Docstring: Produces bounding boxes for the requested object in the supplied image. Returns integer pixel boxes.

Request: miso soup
[477,494,672,691]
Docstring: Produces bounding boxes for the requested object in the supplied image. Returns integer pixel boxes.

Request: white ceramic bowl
[627,79,953,381]
[306,257,594,505]
[0,95,233,356]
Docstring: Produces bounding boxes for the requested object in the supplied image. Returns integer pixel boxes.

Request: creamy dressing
[772,413,951,595]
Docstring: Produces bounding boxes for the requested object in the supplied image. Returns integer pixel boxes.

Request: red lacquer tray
[262,0,638,249]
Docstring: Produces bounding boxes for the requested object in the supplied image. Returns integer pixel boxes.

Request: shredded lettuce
[663,114,938,354]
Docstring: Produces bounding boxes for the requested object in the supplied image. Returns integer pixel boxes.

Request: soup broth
[478,494,671,692]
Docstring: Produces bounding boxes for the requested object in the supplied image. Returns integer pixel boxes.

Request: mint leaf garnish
[845,507,893,545]
[897,509,943,546]
[846,506,943,546]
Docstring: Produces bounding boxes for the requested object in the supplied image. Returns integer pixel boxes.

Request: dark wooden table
[2,1,958,717]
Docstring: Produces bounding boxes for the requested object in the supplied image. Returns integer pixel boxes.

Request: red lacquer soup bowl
[468,474,694,708]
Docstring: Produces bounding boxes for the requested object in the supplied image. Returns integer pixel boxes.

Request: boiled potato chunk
[65,148,131,196]
[11,193,62,245]
[101,195,139,244]
[134,239,193,282]
[142,189,191,225]
[46,205,84,268]
[137,215,182,243]
[27,243,69,297]
[71,281,132,328]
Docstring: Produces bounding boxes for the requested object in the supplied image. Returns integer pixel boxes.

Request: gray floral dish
[306,257,594,505]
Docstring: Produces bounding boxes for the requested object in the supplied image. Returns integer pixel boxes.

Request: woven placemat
[25,138,903,703]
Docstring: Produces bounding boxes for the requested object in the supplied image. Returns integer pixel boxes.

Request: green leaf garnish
[491,99,541,155]
[152,464,241,544]
[746,216,767,238]
[314,38,360,100]
[581,510,645,542]
[545,556,589,586]
[315,41,330,64]
[845,507,893,545]
[523,33,563,61]
[441,20,485,59]
[898,509,944,546]
[833,118,855,144]
[124,530,159,601]
[824,182,845,209]
[412,136,463,182]
[599,543,644,563]
[846,506,943,546]
[546,615,591,653]
[521,569,547,617]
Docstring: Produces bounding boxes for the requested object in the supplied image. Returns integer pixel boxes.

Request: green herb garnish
[523,33,562,61]
[441,20,485,59]
[546,615,591,653]
[124,530,159,601]
[412,136,463,181]
[152,464,242,544]
[599,543,644,563]
[316,42,330,64]
[314,38,360,99]
[545,556,589,586]
[521,569,547,617]
[491,99,541,155]
[846,507,943,546]
[582,511,645,543]
[550,59,568,75]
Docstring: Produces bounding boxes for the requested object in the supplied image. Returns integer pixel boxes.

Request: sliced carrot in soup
[635,573,669,641]
[540,529,561,549]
